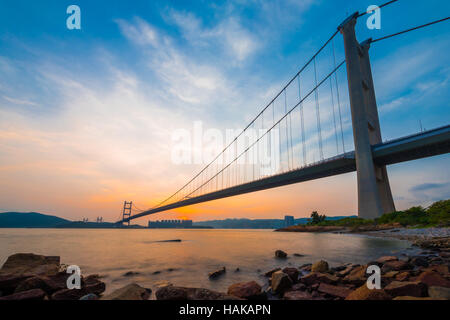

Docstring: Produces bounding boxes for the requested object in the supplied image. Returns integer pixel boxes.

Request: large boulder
[227,281,264,300]
[102,283,152,300]
[346,285,392,300]
[282,267,299,283]
[0,253,60,276]
[336,264,359,277]
[300,272,320,286]
[343,265,367,285]
[0,288,46,300]
[271,271,292,294]
[14,276,49,294]
[208,267,226,279]
[381,260,412,273]
[315,273,339,285]
[51,288,90,300]
[384,281,427,298]
[264,268,281,277]
[417,271,450,288]
[428,286,450,299]
[83,274,106,295]
[311,260,329,273]
[0,274,31,295]
[155,285,187,300]
[275,250,287,259]
[318,283,352,299]
[410,256,429,268]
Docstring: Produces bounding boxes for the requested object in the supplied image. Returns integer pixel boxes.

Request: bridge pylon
[122,201,132,226]
[339,13,396,219]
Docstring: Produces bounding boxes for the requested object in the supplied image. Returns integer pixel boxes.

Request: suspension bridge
[118,3,450,225]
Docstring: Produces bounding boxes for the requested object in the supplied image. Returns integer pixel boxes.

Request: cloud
[2,95,38,107]
[168,11,260,63]
[410,182,449,193]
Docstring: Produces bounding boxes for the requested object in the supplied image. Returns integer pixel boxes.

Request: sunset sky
[0,0,449,225]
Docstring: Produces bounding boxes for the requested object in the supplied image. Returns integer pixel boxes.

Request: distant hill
[193,216,356,229]
[0,212,71,228]
[55,221,146,229]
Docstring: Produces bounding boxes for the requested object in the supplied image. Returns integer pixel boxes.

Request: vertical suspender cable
[313,57,324,160]
[332,38,346,153]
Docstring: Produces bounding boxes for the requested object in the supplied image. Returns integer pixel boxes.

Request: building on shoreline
[284,215,295,227]
[148,219,193,229]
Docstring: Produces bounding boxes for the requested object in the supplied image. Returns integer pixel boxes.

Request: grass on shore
[307,199,450,229]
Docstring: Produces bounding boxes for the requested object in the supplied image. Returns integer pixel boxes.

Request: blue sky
[0,0,449,222]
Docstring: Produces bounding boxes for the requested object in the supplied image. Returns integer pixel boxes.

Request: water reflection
[0,229,416,295]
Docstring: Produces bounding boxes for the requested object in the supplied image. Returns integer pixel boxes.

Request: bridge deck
[119,125,450,223]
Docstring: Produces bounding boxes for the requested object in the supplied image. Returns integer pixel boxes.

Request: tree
[310,211,326,225]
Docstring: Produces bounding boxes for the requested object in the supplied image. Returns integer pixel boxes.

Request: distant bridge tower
[122,201,132,226]
[339,13,396,219]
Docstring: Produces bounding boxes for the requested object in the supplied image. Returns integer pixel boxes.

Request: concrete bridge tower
[339,13,396,219]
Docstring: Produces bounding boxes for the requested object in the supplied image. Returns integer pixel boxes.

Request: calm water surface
[0,229,417,295]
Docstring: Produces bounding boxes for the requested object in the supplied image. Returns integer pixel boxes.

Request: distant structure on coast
[148,219,193,229]
[284,215,295,227]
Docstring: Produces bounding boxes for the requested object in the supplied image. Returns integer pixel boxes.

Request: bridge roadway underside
[120,125,450,223]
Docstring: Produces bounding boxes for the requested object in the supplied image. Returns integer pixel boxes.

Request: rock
[337,264,358,277]
[318,283,352,299]
[315,273,339,285]
[43,272,71,293]
[187,288,240,300]
[381,260,412,273]
[155,286,188,300]
[395,271,410,282]
[83,274,106,295]
[234,268,240,272]
[0,274,31,294]
[264,268,281,277]
[227,281,264,300]
[410,256,429,268]
[208,267,226,279]
[123,271,140,277]
[291,283,306,291]
[300,273,320,286]
[275,250,287,259]
[293,253,304,257]
[346,285,392,300]
[14,276,49,294]
[384,271,399,279]
[156,285,240,300]
[51,288,89,300]
[152,271,161,275]
[271,271,292,294]
[283,290,313,300]
[424,265,449,275]
[428,286,450,299]
[102,283,152,300]
[311,260,329,273]
[282,267,299,283]
[79,293,98,300]
[0,253,60,276]
[0,288,46,300]
[417,271,450,288]
[376,256,398,264]
[343,265,367,285]
[384,281,427,298]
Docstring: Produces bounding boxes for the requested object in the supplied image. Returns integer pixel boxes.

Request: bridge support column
[339,14,395,219]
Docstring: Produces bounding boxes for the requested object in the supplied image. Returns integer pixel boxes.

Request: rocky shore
[0,235,449,300]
